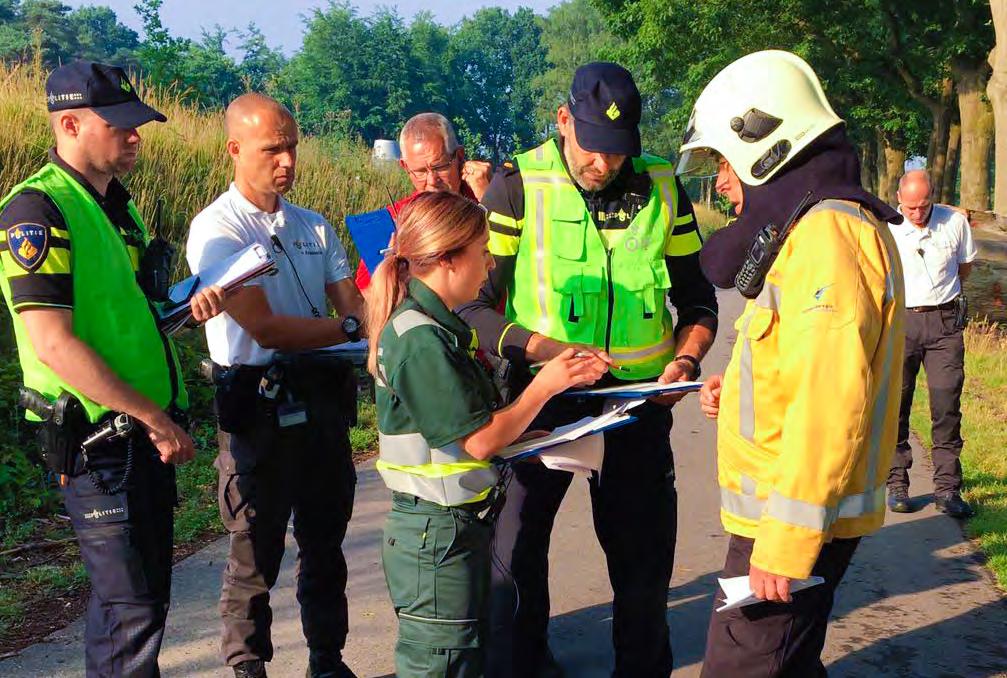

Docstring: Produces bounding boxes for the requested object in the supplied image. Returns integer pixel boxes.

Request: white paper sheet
[716,575,826,612]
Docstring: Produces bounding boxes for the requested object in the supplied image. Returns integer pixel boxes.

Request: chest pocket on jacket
[550,218,603,343]
[612,259,671,347]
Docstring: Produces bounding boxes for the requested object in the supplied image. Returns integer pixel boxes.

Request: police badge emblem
[7,223,49,272]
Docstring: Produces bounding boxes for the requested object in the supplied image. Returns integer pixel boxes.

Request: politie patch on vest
[6,223,50,272]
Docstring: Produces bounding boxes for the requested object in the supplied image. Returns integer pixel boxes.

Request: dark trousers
[488,401,677,678]
[701,535,860,678]
[887,308,966,495]
[61,436,177,678]
[216,389,356,667]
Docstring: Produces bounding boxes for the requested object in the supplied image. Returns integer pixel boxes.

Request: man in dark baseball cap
[46,60,166,128]
[460,59,718,677]
[0,59,225,676]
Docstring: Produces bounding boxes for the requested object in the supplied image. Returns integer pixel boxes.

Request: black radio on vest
[139,199,176,302]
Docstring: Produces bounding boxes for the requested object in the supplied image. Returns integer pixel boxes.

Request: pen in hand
[530,353,629,372]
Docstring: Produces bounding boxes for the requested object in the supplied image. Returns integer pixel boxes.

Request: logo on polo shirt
[83,506,125,521]
[291,239,323,255]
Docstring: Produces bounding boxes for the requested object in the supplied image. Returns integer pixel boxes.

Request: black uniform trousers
[215,367,356,668]
[887,308,966,495]
[61,434,176,678]
[488,400,677,678]
[701,535,860,678]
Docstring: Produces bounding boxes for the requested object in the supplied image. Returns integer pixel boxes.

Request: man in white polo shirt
[886,169,977,519]
[187,93,363,678]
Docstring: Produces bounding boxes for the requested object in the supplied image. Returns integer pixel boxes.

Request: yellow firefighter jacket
[717,199,905,579]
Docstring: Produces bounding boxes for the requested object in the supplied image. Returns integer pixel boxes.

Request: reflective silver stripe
[534,145,544,161]
[647,169,678,179]
[864,289,898,490]
[523,175,574,187]
[754,282,782,311]
[722,484,886,528]
[740,473,757,495]
[379,432,479,466]
[836,485,886,519]
[720,486,764,520]
[766,492,837,531]
[392,309,444,337]
[658,179,676,227]
[534,188,549,331]
[806,199,864,222]
[378,465,499,506]
[738,311,757,441]
[609,333,677,361]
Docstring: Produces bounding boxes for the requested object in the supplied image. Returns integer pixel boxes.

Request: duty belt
[907,298,957,313]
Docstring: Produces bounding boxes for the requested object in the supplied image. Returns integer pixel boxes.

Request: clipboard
[345,208,395,273]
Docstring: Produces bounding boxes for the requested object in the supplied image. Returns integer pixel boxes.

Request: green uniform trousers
[383,491,492,677]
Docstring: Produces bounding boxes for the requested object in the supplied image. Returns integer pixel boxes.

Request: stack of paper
[499,406,636,461]
[158,243,276,335]
[716,575,825,612]
[569,380,704,399]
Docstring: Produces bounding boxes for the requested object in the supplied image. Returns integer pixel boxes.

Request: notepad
[499,409,636,461]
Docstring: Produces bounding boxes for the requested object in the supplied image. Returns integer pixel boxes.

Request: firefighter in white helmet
[682,50,906,676]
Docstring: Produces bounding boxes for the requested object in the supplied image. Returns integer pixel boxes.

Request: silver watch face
[343,316,360,333]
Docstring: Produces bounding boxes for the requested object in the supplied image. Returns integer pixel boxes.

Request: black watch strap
[674,354,701,379]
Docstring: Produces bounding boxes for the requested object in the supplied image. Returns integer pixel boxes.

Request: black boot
[306,653,357,678]
[935,492,974,519]
[234,660,268,678]
[887,486,912,513]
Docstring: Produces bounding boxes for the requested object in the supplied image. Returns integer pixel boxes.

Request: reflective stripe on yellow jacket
[717,199,905,579]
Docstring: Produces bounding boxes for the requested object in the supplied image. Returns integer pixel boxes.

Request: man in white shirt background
[187,93,364,678]
[887,169,977,519]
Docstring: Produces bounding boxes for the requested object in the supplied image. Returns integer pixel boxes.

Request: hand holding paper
[716,575,825,612]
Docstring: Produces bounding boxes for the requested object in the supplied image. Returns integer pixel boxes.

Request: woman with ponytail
[366,191,606,677]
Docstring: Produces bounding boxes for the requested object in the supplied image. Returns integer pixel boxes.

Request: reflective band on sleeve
[489,229,520,256]
[720,483,888,527]
[667,231,702,256]
[392,309,445,338]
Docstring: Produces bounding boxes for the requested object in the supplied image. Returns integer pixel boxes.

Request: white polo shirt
[187,183,352,366]
[889,204,977,308]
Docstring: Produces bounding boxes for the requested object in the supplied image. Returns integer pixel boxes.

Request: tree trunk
[942,115,961,204]
[954,56,994,210]
[877,130,906,207]
[860,140,879,195]
[924,77,955,192]
[990,0,1007,214]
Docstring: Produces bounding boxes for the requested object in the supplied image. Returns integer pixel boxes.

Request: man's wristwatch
[673,354,701,380]
[342,315,362,343]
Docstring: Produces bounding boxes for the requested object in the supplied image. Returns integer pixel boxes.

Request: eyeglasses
[404,157,457,180]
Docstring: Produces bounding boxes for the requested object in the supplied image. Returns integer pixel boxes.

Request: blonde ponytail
[365,191,488,378]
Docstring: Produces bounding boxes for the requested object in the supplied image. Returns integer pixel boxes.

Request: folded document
[716,575,826,612]
[158,243,276,335]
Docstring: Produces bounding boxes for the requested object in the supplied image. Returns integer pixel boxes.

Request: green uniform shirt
[375,278,500,506]
[377,278,499,446]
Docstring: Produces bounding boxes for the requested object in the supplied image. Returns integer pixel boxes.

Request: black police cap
[567,62,642,157]
[46,61,166,129]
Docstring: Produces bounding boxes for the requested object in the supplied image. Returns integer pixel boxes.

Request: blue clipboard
[345,207,395,273]
[494,414,637,464]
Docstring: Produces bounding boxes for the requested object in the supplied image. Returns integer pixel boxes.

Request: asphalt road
[4,289,1007,677]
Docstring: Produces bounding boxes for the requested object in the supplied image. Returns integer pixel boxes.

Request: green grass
[908,320,1007,586]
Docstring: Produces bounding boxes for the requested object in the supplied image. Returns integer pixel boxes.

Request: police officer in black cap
[0,61,225,677]
[459,62,718,677]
